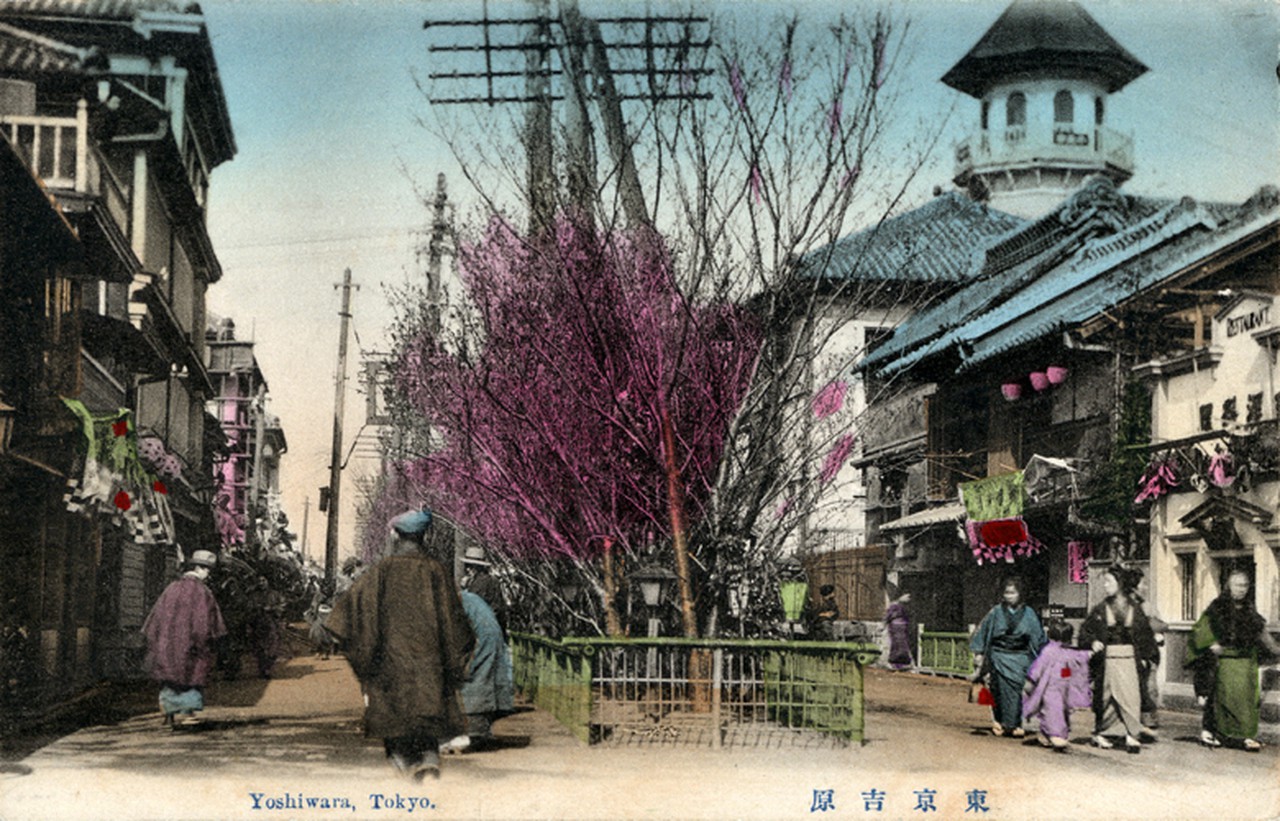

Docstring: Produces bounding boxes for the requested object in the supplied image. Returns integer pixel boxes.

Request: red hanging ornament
[113,490,132,511]
[112,419,129,437]
[153,480,168,495]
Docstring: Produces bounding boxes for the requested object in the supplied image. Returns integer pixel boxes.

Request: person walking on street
[1185,568,1280,751]
[141,548,227,729]
[884,592,913,669]
[462,547,508,639]
[325,509,475,781]
[1021,618,1091,751]
[970,577,1046,738]
[1079,565,1159,754]
[1133,575,1167,730]
[441,590,515,754]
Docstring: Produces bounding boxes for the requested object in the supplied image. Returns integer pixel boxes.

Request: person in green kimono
[970,577,1046,738]
[1186,569,1280,751]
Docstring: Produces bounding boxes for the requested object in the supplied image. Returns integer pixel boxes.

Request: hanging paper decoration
[966,517,1046,565]
[59,399,175,545]
[1067,541,1093,584]
[960,471,1026,521]
[1134,455,1179,503]
[1207,448,1235,488]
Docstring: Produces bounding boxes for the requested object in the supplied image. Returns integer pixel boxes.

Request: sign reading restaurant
[1226,303,1271,338]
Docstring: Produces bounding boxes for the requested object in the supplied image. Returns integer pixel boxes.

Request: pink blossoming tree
[386,5,940,635]
[386,216,758,635]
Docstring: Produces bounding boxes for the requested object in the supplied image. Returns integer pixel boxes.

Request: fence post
[75,99,88,193]
[710,648,723,749]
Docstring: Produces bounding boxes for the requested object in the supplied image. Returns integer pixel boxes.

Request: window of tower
[1094,97,1104,125]
[1054,90,1073,124]
[1006,92,1026,127]
[981,100,990,130]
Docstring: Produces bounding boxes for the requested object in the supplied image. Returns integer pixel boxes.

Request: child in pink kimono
[1022,619,1092,751]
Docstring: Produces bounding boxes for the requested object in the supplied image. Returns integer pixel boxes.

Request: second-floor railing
[1,100,88,193]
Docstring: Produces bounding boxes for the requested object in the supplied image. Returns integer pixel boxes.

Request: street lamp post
[630,565,677,638]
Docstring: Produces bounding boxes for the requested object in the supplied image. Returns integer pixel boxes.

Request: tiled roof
[942,0,1147,97]
[0,23,85,73]
[860,180,1279,377]
[0,0,193,20]
[801,191,1026,285]
[959,198,1277,370]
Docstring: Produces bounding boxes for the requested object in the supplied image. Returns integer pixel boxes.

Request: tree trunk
[602,537,623,637]
[661,406,698,638]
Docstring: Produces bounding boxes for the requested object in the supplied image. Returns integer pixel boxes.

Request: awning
[880,501,966,532]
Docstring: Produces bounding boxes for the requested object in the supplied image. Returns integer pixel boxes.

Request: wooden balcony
[1,101,130,232]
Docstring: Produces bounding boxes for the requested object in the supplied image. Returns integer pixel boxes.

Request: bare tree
[388,2,949,636]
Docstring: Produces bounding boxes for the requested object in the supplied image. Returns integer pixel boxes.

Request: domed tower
[943,0,1147,218]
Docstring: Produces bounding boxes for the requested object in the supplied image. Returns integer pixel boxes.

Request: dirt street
[1,653,1276,820]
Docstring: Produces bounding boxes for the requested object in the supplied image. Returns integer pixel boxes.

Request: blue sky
[197,0,1279,556]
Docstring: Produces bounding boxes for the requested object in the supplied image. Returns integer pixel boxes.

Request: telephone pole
[301,495,310,561]
[325,268,357,582]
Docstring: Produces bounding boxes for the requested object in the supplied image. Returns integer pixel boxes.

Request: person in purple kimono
[884,593,914,669]
[142,548,227,729]
[1022,618,1092,751]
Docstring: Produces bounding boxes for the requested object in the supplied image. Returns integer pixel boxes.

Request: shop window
[1054,90,1073,124]
[1199,403,1213,431]
[1178,553,1195,621]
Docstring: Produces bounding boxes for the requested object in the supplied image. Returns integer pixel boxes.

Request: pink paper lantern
[1029,371,1050,392]
[1046,365,1068,385]
[1001,383,1022,401]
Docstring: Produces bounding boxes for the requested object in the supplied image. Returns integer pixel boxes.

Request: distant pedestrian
[1185,568,1280,751]
[970,577,1046,738]
[1133,575,1167,729]
[325,509,474,781]
[1079,565,1159,753]
[1021,618,1091,751]
[462,547,508,639]
[884,593,913,669]
[810,584,840,640]
[247,577,283,679]
[305,580,336,659]
[442,591,515,754]
[142,548,227,729]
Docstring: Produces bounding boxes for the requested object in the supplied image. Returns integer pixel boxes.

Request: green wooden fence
[510,633,880,747]
[915,626,975,677]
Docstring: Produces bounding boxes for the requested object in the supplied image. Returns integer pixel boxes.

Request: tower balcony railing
[955,125,1134,179]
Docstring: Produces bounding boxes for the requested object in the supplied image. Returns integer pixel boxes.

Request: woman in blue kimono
[970,577,1046,737]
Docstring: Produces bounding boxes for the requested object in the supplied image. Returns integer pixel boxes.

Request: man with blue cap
[326,508,474,780]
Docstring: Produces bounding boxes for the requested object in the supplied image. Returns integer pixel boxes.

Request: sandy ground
[1,652,1276,820]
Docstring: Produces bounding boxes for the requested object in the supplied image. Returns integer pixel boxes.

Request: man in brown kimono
[325,509,474,780]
